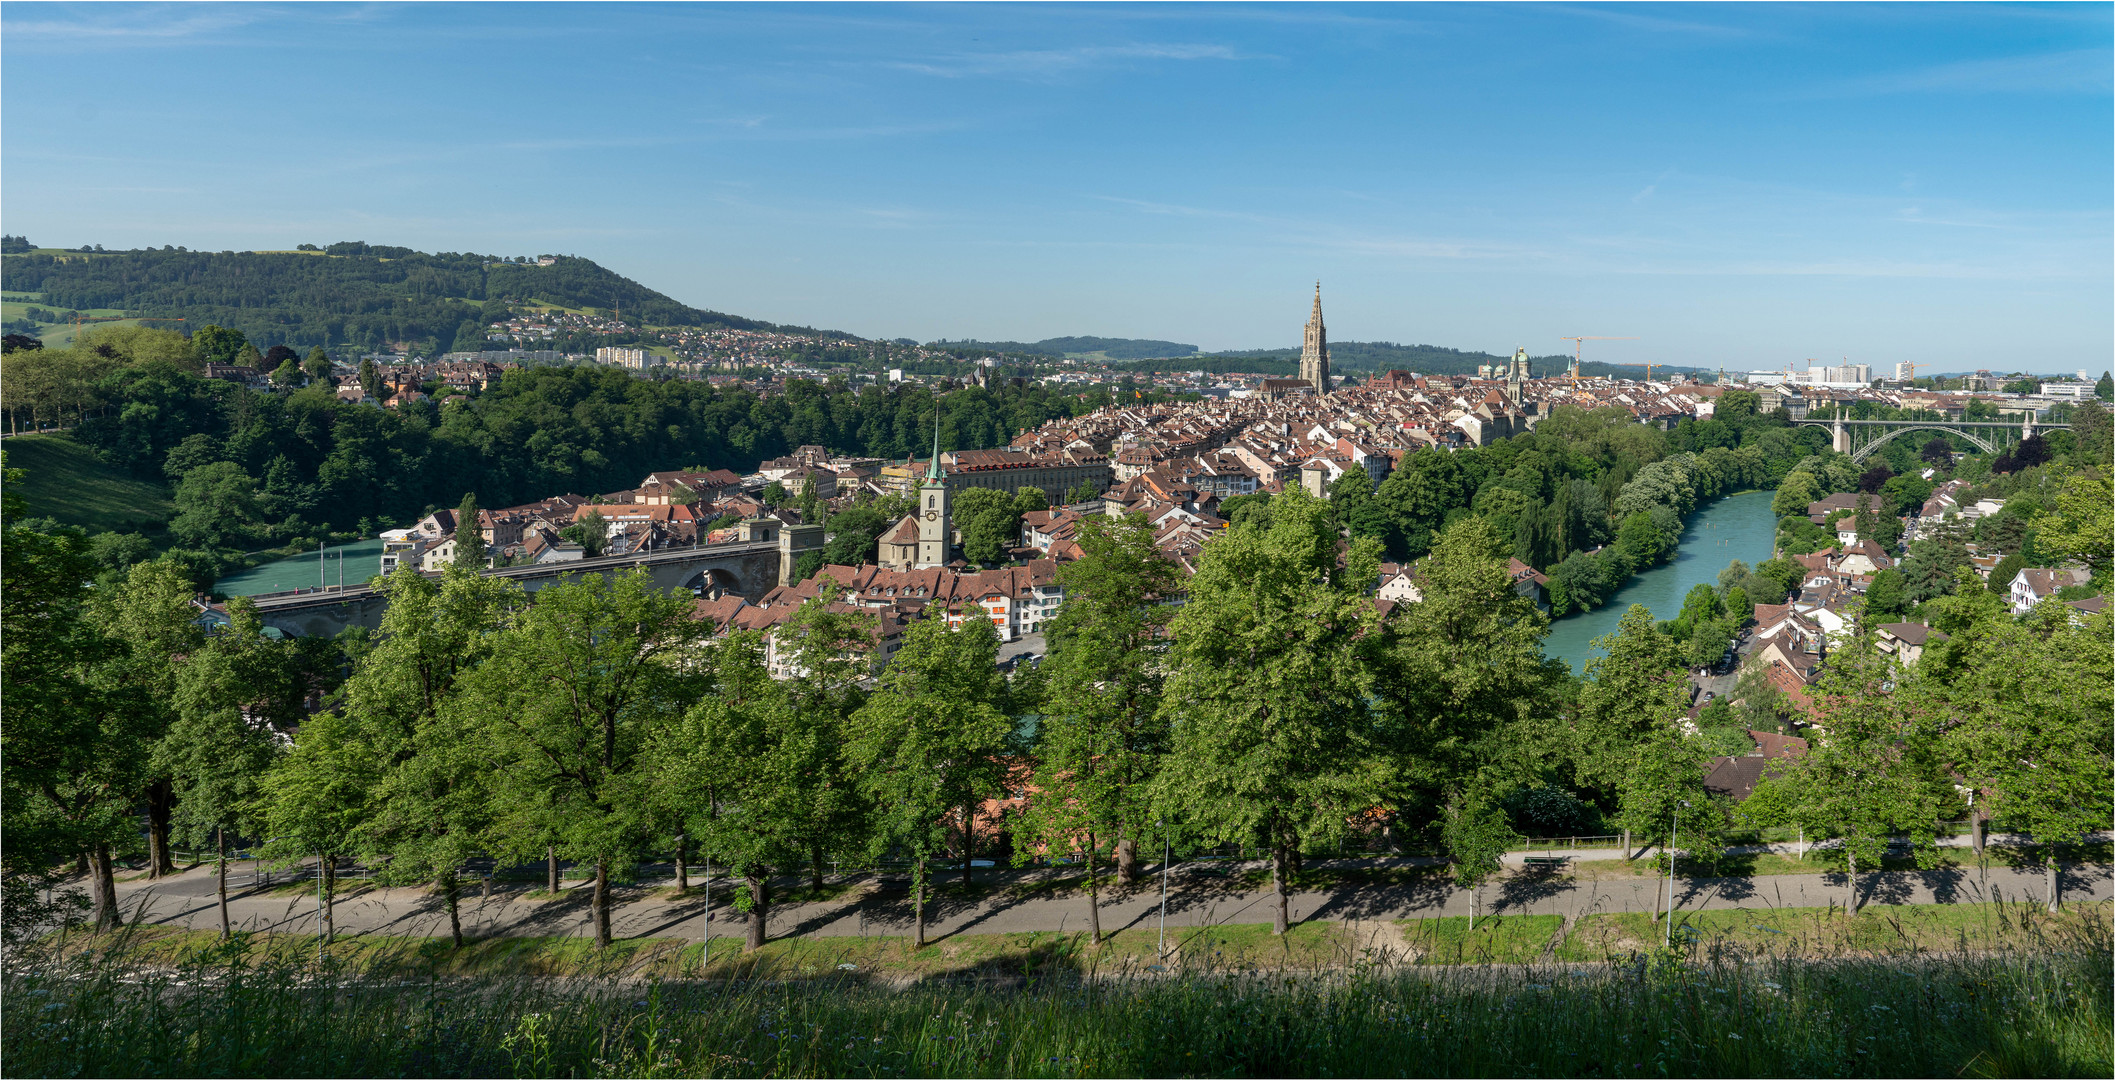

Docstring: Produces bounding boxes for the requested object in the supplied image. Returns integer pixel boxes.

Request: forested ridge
[1,242,844,353]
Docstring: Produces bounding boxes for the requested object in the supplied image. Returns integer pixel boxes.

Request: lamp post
[1157,818,1171,963]
[1665,800,1689,949]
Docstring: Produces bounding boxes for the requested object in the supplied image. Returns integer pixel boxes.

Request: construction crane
[1561,336,1640,383]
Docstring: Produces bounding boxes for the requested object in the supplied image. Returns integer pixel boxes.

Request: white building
[595,346,655,369]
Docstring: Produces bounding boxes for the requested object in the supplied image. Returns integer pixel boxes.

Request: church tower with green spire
[916,421,951,568]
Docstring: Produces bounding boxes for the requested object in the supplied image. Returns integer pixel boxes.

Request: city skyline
[2,3,2109,372]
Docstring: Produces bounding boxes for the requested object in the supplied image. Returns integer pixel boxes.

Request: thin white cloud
[2,7,266,43]
[1809,49,2112,97]
[887,41,1247,79]
[1544,4,1758,39]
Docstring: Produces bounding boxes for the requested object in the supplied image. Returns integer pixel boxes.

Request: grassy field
[1559,900,2113,962]
[1,433,172,530]
[11,920,2108,1078]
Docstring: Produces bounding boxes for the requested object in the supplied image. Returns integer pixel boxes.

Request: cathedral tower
[916,422,950,568]
[1299,283,1331,395]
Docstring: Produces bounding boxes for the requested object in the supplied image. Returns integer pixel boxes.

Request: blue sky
[4,3,2108,371]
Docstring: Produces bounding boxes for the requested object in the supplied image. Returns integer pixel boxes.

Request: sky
[3,3,2109,372]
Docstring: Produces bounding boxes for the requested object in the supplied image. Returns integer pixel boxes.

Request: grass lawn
[1560,842,2111,882]
[1557,899,2113,961]
[2,433,172,530]
[1395,914,1564,964]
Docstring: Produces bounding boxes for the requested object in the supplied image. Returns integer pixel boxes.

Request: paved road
[105,857,2109,947]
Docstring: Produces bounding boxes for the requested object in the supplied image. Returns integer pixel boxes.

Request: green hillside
[2,433,173,531]
[0,240,849,354]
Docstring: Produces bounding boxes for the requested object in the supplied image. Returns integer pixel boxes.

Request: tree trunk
[443,870,463,947]
[1270,841,1292,936]
[591,860,611,949]
[1971,808,1985,857]
[809,843,825,895]
[1115,834,1139,885]
[1382,819,1399,855]
[674,835,688,897]
[1845,851,1860,916]
[1085,833,1103,945]
[216,828,231,940]
[2046,852,2060,914]
[146,780,176,878]
[912,853,927,950]
[746,871,769,953]
[88,844,119,933]
[962,801,976,885]
[74,851,88,875]
[322,857,335,945]
[1621,827,1633,862]
[547,845,559,895]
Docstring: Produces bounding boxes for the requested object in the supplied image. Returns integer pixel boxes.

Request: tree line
[0,326,1115,584]
[8,468,2105,950]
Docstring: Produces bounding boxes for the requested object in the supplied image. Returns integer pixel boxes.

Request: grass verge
[10,920,2108,1077]
[1558,899,2113,961]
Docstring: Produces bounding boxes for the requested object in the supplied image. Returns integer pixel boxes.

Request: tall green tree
[1016,514,1181,943]
[163,599,299,938]
[1152,487,1387,935]
[1573,606,1690,860]
[468,570,707,948]
[1934,604,2113,911]
[258,711,376,943]
[341,563,519,945]
[660,593,871,952]
[453,492,484,570]
[1378,517,1560,834]
[90,559,204,879]
[848,616,1015,948]
[1760,629,1954,914]
[0,500,157,931]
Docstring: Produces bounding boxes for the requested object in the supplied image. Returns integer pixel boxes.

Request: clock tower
[916,422,951,568]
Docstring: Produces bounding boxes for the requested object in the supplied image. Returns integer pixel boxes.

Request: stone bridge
[247,519,822,638]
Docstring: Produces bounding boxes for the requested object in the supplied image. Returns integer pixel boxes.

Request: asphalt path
[105,857,2109,947]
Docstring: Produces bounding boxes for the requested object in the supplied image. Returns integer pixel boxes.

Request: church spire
[925,417,943,481]
[1300,282,1331,395]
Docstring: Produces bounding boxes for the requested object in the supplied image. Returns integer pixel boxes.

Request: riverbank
[1543,489,1778,671]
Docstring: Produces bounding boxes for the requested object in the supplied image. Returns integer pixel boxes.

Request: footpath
[103,851,2110,947]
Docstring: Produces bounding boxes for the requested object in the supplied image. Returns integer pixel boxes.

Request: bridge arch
[1847,424,1999,463]
[683,567,744,598]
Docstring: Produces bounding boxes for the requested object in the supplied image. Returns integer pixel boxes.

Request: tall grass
[6,915,2108,1078]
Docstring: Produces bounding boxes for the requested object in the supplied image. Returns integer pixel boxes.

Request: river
[1540,489,1779,673]
[217,538,387,597]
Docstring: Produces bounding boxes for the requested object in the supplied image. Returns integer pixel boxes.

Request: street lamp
[1157,818,1171,963]
[1665,800,1689,949]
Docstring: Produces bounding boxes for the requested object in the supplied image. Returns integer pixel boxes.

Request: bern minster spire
[1299,281,1331,396]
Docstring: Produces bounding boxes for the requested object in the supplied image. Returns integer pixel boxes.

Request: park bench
[1521,856,1570,868]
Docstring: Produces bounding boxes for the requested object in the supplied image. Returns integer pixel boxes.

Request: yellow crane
[1562,336,1640,383]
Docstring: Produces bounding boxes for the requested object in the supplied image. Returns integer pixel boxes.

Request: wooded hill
[0,241,848,355]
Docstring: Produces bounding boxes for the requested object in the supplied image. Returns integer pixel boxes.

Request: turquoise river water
[1539,489,1779,673]
[217,538,387,597]
[216,493,1778,669]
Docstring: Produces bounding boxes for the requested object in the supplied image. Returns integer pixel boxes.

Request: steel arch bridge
[1791,417,2066,464]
